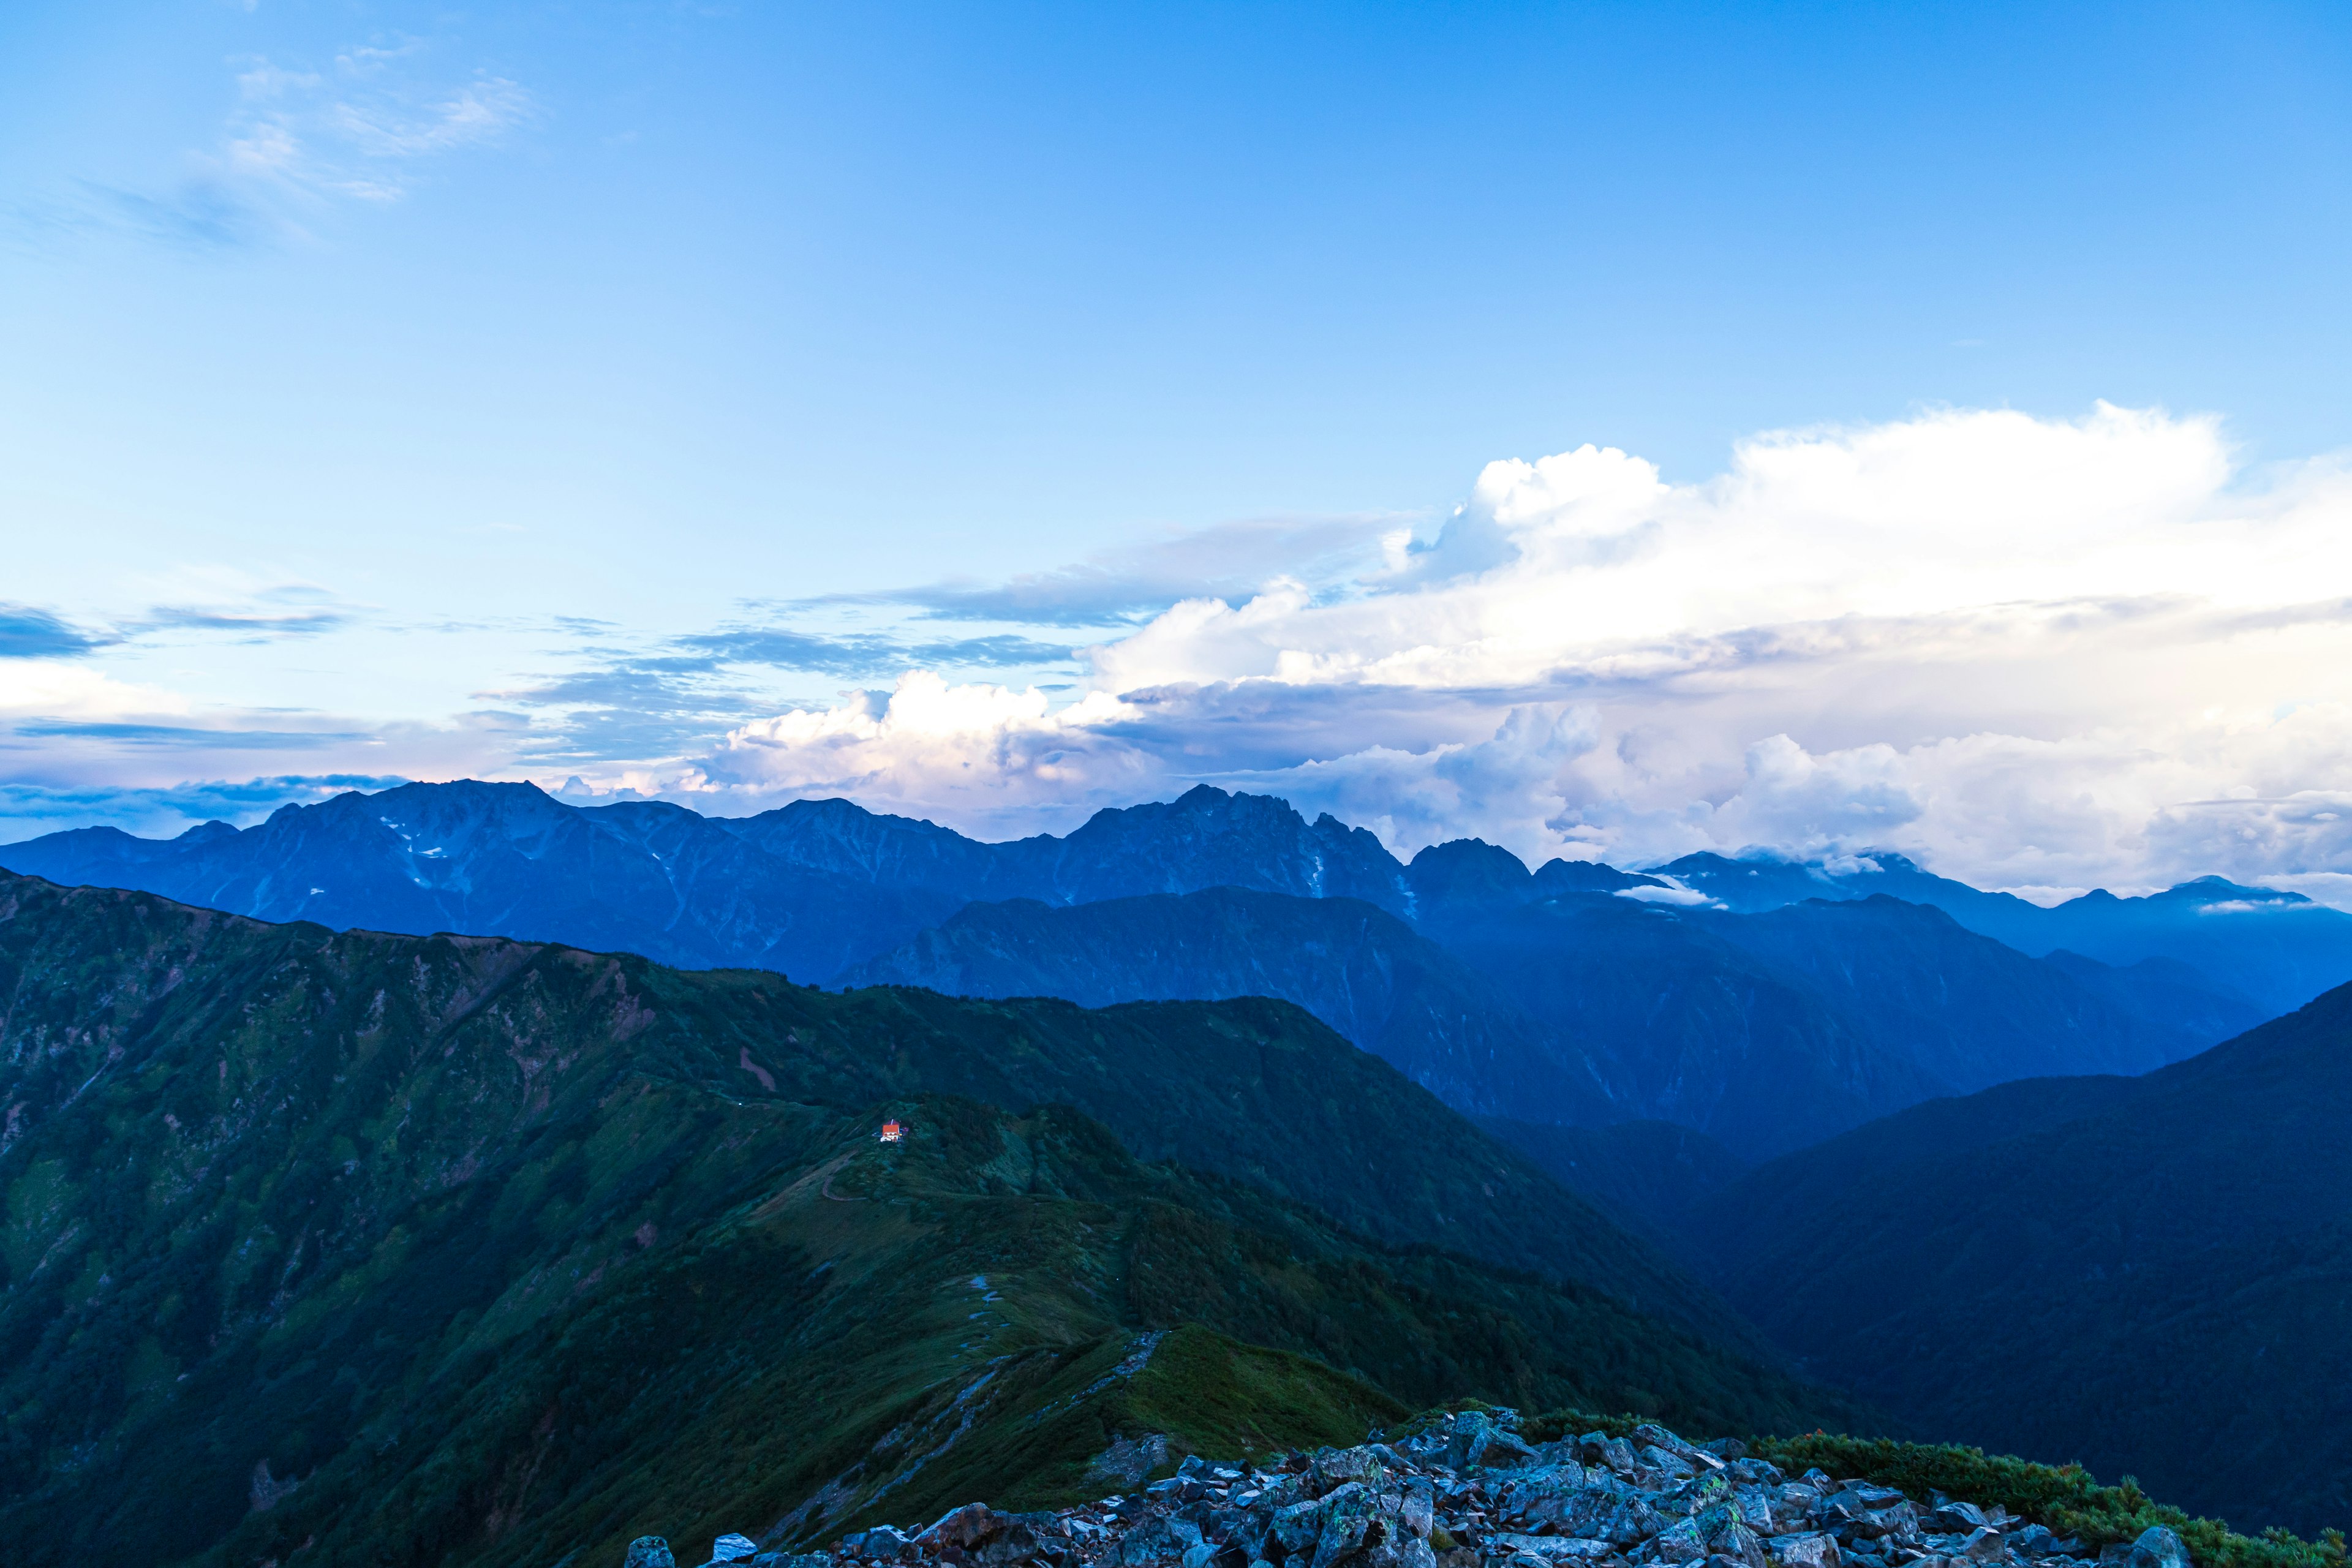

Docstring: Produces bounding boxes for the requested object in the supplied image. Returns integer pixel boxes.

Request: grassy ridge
[0,875,1852,1568]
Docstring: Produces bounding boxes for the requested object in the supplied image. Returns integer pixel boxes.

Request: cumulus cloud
[658,404,2352,899]
[690,674,1154,837]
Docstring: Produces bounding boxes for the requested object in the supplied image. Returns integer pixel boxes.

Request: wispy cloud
[675,627,1076,676]
[219,44,538,206]
[83,180,265,251]
[18,37,541,252]
[135,605,350,638]
[8,719,371,750]
[778,513,1409,628]
[0,605,113,659]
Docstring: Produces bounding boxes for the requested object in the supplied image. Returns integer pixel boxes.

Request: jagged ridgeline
[0,875,1851,1568]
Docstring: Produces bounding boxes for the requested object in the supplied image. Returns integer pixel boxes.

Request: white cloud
[668,404,2352,899]
[1615,883,1714,907]
[693,673,1153,837]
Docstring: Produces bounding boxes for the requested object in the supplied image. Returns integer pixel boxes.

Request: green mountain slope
[1680,982,2352,1535]
[0,873,1852,1568]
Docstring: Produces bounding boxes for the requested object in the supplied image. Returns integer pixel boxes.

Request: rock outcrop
[663,1411,2138,1568]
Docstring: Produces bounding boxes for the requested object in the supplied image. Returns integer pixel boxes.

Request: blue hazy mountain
[0,780,2284,1155]
[1401,888,2228,1157]
[846,878,2229,1157]
[0,781,967,983]
[840,886,1624,1125]
[1678,981,2352,1536]
[726,784,1417,913]
[1659,849,2352,1015]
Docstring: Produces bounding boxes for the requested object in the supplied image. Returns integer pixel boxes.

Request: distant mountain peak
[2154,874,2309,906]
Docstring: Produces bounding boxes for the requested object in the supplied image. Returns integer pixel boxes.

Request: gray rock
[628,1540,679,1568]
[1309,1482,1379,1568]
[1359,1539,1439,1568]
[1636,1427,1725,1473]
[1656,1518,1711,1563]
[2125,1529,2190,1568]
[840,1528,911,1558]
[1400,1478,1436,1540]
[1709,1521,1768,1568]
[920,1506,1000,1550]
[1770,1533,1843,1568]
[1268,1497,1324,1556]
[1313,1450,1388,1494]
[1115,1518,1197,1567]
[1490,1536,1615,1562]
[1091,1434,1175,1491]
[1643,1446,1701,1483]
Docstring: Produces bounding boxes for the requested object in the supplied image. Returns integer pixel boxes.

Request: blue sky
[7,2,2352,896]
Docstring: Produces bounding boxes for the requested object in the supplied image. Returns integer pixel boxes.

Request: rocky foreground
[617,1411,2197,1568]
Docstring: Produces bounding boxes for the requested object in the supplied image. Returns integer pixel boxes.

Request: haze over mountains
[2,779,2325,1158]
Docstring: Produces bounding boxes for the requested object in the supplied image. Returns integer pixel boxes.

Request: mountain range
[0,871,1849,1568]
[1659,850,2349,1017]
[2,780,2326,1159]
[7,781,2352,1544]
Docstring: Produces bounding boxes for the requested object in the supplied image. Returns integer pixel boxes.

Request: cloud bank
[675,404,2352,895]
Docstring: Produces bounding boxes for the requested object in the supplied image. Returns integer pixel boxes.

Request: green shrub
[1751,1435,2348,1568]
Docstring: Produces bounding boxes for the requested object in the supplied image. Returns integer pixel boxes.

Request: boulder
[1922,1503,1986,1534]
[1635,1426,1725,1472]
[1656,1518,1711,1563]
[1115,1517,1200,1566]
[1359,1539,1439,1568]
[2126,1529,2191,1568]
[1770,1533,1843,1568]
[1275,1498,1330,1556]
[841,1528,912,1558]
[1315,1450,1389,1494]
[628,1540,679,1568]
[1490,1536,1615,1562]
[1090,1435,1175,1492]
[1961,1529,2005,1563]
[1709,1521,1769,1568]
